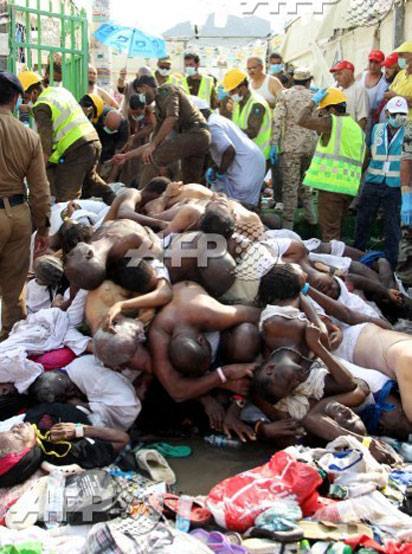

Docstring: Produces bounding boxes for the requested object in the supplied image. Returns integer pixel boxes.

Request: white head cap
[386,96,408,114]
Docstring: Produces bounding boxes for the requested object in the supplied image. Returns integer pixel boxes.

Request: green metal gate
[7,0,89,99]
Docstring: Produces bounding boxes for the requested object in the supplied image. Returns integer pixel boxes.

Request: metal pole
[125,28,136,70]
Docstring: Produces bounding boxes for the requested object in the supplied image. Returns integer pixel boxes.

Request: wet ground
[164,438,274,495]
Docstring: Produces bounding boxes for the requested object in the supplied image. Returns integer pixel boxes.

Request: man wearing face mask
[181,53,217,109]
[269,52,290,87]
[18,70,115,205]
[354,96,408,269]
[0,71,50,340]
[112,75,211,186]
[386,42,412,120]
[223,68,272,161]
[247,56,283,109]
[298,87,366,241]
[154,56,182,87]
[96,108,129,172]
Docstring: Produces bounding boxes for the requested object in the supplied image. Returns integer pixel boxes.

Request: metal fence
[7,0,89,99]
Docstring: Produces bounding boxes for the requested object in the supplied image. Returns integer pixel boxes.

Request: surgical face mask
[388,114,408,128]
[231,93,243,103]
[270,63,284,74]
[15,96,23,111]
[132,114,145,122]
[185,66,197,77]
[398,58,407,70]
[103,126,118,135]
[137,92,147,104]
[27,100,33,108]
[158,67,171,77]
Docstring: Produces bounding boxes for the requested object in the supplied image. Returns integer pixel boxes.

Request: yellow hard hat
[394,41,412,54]
[319,87,347,109]
[88,93,105,121]
[223,68,248,92]
[18,70,42,92]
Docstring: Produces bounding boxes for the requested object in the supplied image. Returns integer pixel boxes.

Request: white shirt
[208,113,266,206]
[340,80,370,123]
[64,355,141,430]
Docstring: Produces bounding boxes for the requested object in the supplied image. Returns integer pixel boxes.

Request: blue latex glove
[311,88,328,105]
[270,145,278,166]
[205,167,217,184]
[401,190,412,226]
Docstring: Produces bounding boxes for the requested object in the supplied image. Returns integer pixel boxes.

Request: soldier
[271,68,317,229]
[0,72,50,339]
[181,53,218,109]
[111,75,211,187]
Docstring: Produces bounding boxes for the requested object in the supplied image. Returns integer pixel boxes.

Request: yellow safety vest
[232,93,272,159]
[35,86,95,164]
[304,114,365,196]
[167,73,184,87]
[181,75,214,105]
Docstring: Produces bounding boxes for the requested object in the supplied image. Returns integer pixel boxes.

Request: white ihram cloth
[64,355,141,430]
[0,308,89,393]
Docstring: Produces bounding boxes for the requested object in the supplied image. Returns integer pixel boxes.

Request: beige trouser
[0,202,32,339]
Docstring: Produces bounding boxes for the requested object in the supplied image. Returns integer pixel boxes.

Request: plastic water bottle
[204,434,241,448]
[175,495,192,533]
[44,471,65,529]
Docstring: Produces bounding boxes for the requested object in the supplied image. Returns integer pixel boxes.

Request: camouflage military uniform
[140,84,211,187]
[397,122,412,284]
[272,85,318,229]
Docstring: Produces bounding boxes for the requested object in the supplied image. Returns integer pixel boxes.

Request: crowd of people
[1,39,412,493]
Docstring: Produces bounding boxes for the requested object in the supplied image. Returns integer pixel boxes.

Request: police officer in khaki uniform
[271,67,318,229]
[0,72,51,339]
[112,75,211,187]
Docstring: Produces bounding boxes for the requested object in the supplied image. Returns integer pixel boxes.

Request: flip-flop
[190,529,248,553]
[145,442,192,458]
[135,449,176,485]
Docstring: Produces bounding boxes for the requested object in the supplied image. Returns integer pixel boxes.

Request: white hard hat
[386,96,408,114]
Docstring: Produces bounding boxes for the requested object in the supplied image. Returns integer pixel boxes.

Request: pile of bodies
[1,179,412,551]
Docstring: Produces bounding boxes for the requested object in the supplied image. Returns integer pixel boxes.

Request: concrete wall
[281,0,412,87]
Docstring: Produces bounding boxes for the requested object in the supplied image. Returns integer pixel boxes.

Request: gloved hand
[270,145,278,166]
[311,88,328,105]
[401,190,412,226]
[206,167,217,184]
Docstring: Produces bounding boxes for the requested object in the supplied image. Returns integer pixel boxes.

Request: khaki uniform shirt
[272,85,318,156]
[0,107,50,232]
[154,84,207,134]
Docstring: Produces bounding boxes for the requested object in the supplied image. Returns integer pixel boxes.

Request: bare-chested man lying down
[103,177,170,232]
[149,281,261,403]
[159,195,265,240]
[86,258,172,371]
[64,219,163,290]
[258,262,412,425]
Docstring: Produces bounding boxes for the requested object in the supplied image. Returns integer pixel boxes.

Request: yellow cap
[18,70,42,92]
[223,68,248,92]
[319,87,347,109]
[88,93,105,122]
[394,41,412,54]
